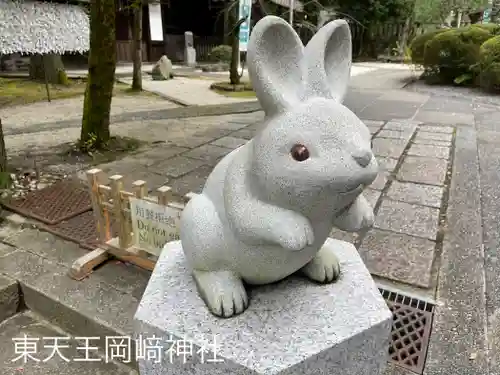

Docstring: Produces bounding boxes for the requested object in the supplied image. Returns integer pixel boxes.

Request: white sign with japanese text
[238,0,252,52]
[129,197,181,256]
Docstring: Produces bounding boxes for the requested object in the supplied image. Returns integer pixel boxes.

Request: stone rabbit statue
[179,16,378,318]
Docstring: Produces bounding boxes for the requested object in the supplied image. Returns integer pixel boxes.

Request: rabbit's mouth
[339,183,366,195]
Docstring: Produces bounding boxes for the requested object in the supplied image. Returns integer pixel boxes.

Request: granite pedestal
[134,239,392,375]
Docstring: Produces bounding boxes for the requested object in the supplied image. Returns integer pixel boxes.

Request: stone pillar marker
[183,31,196,67]
[134,15,392,375]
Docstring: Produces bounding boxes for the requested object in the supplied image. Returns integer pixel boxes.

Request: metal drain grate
[380,288,435,374]
[42,210,118,250]
[2,180,92,225]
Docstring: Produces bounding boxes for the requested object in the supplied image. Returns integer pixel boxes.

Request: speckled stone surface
[179,15,378,318]
[134,239,392,375]
[0,0,89,54]
[374,199,440,240]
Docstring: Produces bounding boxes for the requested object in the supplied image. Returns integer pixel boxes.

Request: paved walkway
[0,76,498,374]
[117,63,415,106]
[0,93,179,131]
[118,75,257,106]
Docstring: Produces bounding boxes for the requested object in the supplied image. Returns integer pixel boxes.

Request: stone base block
[134,238,392,375]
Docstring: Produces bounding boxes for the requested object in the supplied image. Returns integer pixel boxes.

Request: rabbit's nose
[352,150,373,168]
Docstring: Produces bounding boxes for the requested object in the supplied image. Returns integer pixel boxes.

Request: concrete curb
[0,215,139,369]
[0,274,20,323]
[3,101,263,137]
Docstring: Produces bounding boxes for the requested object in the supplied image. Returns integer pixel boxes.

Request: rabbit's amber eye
[291,144,310,162]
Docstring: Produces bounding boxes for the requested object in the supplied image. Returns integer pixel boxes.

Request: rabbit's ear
[247,16,305,116]
[304,19,352,102]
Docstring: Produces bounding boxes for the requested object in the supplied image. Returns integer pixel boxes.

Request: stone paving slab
[359,229,436,288]
[383,120,420,132]
[419,125,454,134]
[230,128,257,140]
[379,90,430,103]
[419,96,475,113]
[414,110,475,126]
[151,156,207,179]
[407,144,450,159]
[398,156,449,186]
[415,130,453,143]
[182,144,233,163]
[376,129,413,140]
[412,138,452,147]
[5,229,90,268]
[382,363,415,375]
[360,100,423,121]
[372,138,408,158]
[374,199,440,240]
[370,171,390,191]
[376,156,399,173]
[211,136,248,149]
[168,165,214,196]
[386,182,443,208]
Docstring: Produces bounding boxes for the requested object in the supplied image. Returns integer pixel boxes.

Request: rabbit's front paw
[300,245,340,283]
[275,213,315,251]
[193,270,249,318]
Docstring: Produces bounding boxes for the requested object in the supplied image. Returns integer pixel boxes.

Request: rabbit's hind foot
[192,269,249,318]
[299,244,341,284]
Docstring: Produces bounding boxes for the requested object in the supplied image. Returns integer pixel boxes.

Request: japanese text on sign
[129,197,181,256]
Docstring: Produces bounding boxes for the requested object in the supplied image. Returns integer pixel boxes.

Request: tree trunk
[398,17,412,56]
[80,0,116,150]
[131,3,143,91]
[0,119,6,173]
[29,54,68,84]
[223,7,230,45]
[455,10,463,27]
[491,0,500,23]
[229,2,240,85]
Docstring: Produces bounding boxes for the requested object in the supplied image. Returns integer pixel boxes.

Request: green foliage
[312,0,412,26]
[0,172,12,190]
[423,25,493,84]
[209,45,232,63]
[473,23,500,35]
[478,35,500,91]
[414,0,489,24]
[57,70,69,85]
[78,132,98,153]
[409,29,447,65]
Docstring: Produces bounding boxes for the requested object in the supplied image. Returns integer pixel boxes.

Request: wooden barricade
[68,168,195,280]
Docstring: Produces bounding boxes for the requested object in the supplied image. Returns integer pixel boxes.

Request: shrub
[473,23,500,35]
[58,69,69,85]
[209,45,232,63]
[423,25,494,84]
[409,29,447,65]
[479,35,500,91]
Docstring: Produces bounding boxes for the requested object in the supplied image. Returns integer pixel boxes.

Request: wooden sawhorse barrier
[68,168,195,280]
